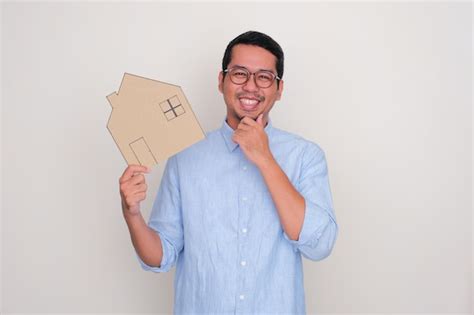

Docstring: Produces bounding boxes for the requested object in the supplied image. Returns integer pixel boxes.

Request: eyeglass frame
[223,66,281,89]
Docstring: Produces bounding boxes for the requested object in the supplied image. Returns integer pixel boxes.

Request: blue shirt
[139,120,338,314]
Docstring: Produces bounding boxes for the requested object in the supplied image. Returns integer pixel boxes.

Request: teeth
[240,98,259,106]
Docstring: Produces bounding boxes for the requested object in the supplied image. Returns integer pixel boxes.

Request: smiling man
[119,31,338,314]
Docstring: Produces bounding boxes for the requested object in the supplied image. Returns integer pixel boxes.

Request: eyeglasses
[224,66,281,89]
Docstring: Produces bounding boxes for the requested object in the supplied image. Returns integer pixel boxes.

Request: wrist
[123,210,146,231]
[256,152,277,171]
[122,203,142,221]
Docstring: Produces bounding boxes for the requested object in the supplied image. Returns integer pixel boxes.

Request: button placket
[236,155,251,311]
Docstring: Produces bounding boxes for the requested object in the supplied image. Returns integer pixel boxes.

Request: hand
[232,114,273,167]
[119,165,150,216]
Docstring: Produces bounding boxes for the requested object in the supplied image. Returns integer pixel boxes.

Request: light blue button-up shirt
[139,120,338,314]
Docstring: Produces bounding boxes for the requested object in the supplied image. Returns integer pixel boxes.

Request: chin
[238,112,258,121]
[238,107,261,117]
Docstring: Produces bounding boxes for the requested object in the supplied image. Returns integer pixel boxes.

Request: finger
[120,165,150,183]
[133,192,147,202]
[134,183,148,193]
[124,187,147,202]
[129,174,146,186]
[237,122,252,131]
[240,116,259,127]
[233,129,248,139]
[232,133,241,144]
[120,174,145,195]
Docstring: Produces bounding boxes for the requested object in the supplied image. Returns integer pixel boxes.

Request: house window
[159,95,185,121]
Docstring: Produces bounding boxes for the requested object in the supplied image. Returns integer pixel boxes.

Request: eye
[232,70,247,78]
[257,72,273,82]
[232,70,248,78]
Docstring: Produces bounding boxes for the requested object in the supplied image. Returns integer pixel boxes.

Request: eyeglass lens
[229,68,275,88]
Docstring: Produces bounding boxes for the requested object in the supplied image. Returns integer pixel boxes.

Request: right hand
[119,165,150,216]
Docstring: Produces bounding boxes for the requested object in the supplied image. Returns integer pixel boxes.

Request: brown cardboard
[107,73,205,167]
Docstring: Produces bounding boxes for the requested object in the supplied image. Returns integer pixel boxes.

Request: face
[218,44,284,129]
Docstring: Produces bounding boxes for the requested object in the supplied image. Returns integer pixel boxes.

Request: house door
[129,137,157,166]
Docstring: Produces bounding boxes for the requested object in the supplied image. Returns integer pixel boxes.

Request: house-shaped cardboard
[107,73,205,167]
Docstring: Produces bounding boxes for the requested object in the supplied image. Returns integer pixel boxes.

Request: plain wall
[1,2,472,314]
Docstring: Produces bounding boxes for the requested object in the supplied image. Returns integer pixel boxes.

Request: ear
[218,71,224,94]
[276,79,284,100]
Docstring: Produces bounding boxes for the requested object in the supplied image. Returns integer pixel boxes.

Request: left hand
[232,114,274,167]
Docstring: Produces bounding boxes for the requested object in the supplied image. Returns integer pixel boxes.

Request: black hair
[222,31,284,84]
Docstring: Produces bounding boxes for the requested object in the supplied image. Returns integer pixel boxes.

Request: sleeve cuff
[284,198,331,251]
[137,231,174,273]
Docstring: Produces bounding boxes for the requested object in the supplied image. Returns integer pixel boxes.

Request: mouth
[238,96,263,112]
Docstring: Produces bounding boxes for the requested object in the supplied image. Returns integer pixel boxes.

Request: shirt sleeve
[137,154,184,272]
[284,143,339,261]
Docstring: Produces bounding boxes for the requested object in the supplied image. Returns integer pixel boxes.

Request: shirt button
[240,261,246,266]
[242,228,247,234]
[242,196,248,201]
[242,166,247,171]
[239,294,245,300]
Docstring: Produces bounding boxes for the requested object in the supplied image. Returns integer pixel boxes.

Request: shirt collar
[220,117,274,153]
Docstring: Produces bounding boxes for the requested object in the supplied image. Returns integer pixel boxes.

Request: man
[119,31,338,314]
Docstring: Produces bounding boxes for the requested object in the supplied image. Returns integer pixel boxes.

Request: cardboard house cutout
[107,73,205,167]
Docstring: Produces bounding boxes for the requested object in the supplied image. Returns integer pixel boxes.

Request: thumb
[257,113,264,126]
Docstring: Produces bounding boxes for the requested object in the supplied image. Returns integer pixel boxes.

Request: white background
[1,1,472,314]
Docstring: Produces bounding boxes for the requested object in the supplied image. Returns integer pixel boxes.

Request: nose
[242,73,259,92]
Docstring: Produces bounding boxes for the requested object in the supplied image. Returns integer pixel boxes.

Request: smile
[239,97,260,111]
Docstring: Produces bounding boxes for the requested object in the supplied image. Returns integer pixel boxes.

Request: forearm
[123,209,163,267]
[257,156,305,241]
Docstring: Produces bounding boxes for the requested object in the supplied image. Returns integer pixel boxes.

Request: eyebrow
[232,64,275,73]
